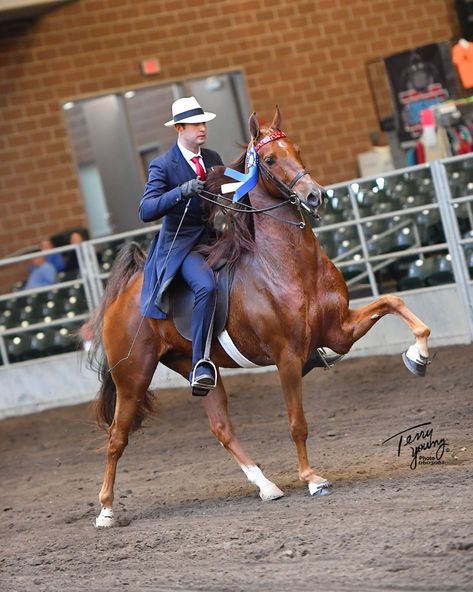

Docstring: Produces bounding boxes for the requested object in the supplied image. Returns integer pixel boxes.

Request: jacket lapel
[171,142,198,181]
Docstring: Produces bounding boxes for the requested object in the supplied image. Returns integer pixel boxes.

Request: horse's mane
[199,150,255,268]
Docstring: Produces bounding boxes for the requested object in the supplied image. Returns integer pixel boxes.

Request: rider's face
[176,122,207,152]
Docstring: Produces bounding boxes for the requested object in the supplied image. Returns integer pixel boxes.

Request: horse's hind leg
[96,349,158,527]
[333,295,431,375]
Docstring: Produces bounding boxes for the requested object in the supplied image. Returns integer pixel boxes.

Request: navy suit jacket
[139,142,223,319]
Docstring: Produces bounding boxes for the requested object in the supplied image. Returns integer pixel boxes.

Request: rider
[139,96,223,395]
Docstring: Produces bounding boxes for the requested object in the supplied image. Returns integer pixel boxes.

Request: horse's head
[249,107,326,217]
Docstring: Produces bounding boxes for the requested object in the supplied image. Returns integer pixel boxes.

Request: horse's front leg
[277,353,331,496]
[202,373,284,501]
[333,295,431,376]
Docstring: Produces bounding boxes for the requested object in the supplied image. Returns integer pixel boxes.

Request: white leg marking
[95,506,115,528]
[406,343,429,364]
[241,464,284,501]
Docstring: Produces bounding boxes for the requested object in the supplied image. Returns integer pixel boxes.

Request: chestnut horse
[92,108,431,527]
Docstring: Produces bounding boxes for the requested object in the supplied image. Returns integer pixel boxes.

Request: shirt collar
[177,140,202,163]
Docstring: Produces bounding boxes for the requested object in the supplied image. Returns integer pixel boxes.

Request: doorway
[63,72,250,237]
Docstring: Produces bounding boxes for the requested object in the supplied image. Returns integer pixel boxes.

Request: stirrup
[316,347,344,368]
[190,359,217,389]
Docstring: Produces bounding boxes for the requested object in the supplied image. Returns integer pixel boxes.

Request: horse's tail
[88,241,151,431]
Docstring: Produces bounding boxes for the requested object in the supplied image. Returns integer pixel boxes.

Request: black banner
[384,43,458,143]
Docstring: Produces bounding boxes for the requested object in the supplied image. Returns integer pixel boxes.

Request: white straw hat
[164,96,216,127]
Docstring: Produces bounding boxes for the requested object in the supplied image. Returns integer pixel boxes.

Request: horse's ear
[270,105,282,130]
[249,112,260,140]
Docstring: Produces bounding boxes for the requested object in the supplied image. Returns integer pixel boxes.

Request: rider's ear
[270,105,282,130]
[249,112,260,140]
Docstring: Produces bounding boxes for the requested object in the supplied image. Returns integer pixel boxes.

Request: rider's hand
[180,178,205,199]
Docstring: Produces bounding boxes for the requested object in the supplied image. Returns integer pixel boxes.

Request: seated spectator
[63,231,84,273]
[23,253,57,290]
[40,239,65,273]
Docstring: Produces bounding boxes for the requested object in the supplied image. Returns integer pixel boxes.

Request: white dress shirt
[177,141,207,175]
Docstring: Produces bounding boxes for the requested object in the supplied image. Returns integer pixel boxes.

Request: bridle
[254,130,310,201]
[199,130,318,228]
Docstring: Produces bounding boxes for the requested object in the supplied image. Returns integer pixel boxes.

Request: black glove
[180,178,205,199]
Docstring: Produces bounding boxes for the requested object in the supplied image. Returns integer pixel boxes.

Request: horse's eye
[265,156,275,166]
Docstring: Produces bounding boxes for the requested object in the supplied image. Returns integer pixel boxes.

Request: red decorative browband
[254,130,286,152]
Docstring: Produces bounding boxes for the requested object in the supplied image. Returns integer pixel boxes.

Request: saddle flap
[170,264,234,341]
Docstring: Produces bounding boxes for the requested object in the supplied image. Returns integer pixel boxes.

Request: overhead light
[124,91,136,99]
[63,101,75,110]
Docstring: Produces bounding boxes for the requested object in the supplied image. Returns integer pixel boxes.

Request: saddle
[170,262,235,342]
[168,261,344,375]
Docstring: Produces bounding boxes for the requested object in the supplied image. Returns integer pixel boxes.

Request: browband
[254,130,286,152]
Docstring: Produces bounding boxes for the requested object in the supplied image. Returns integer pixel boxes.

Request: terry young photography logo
[382,421,448,470]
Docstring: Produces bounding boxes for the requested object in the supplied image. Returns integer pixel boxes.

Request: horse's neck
[249,189,318,274]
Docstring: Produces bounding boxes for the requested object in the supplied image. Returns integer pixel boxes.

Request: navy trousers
[179,251,217,367]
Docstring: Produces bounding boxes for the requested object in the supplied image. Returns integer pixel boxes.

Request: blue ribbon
[224,146,259,202]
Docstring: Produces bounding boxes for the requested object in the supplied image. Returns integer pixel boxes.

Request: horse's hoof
[95,507,115,528]
[402,351,427,377]
[259,483,285,501]
[308,480,332,496]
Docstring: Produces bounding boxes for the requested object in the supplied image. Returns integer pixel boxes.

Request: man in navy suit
[139,97,223,395]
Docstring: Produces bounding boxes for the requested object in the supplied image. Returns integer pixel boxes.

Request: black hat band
[173,107,205,122]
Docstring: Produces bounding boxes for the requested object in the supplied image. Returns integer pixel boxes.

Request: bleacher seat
[397,259,428,291]
[425,254,454,286]
[53,325,79,354]
[6,333,33,363]
[333,225,359,243]
[370,200,399,216]
[63,293,88,317]
[324,190,352,222]
[335,239,364,280]
[40,287,78,321]
[0,308,22,329]
[452,202,471,235]
[393,226,417,250]
[317,234,337,259]
[363,219,388,238]
[30,329,56,358]
[415,209,442,244]
[19,304,43,327]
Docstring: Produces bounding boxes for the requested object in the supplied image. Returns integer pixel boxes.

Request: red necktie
[191,156,206,180]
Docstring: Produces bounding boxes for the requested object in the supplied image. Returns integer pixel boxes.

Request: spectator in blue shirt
[41,239,65,273]
[23,254,57,290]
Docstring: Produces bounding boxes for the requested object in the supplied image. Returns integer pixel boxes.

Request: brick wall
[0,0,460,281]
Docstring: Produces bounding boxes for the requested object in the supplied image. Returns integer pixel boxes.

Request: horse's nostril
[308,191,321,207]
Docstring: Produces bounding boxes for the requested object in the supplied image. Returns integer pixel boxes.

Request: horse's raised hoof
[95,506,115,528]
[402,351,429,377]
[308,480,332,496]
